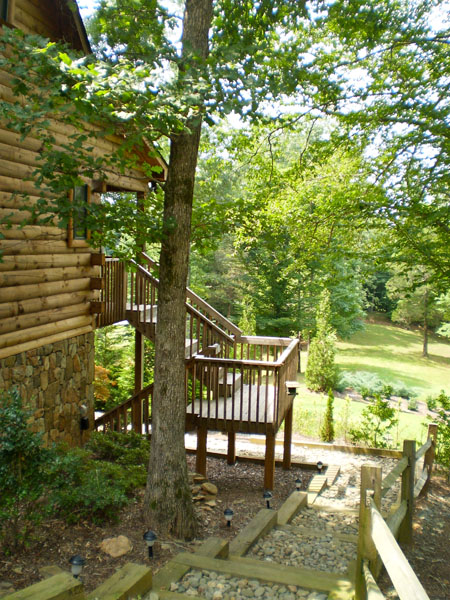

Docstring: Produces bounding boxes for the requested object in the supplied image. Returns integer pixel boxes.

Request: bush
[407,398,418,411]
[338,371,416,400]
[426,395,437,411]
[350,393,398,448]
[47,441,147,525]
[427,390,450,470]
[85,430,150,465]
[0,389,53,550]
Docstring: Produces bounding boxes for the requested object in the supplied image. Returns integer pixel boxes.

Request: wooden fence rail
[355,423,437,600]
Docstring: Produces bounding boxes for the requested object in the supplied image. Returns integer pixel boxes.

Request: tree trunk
[144,0,213,539]
[422,288,429,358]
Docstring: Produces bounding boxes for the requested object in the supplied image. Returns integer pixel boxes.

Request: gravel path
[166,435,402,600]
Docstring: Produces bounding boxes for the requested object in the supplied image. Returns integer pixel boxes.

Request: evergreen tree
[305,290,339,392]
[321,389,335,443]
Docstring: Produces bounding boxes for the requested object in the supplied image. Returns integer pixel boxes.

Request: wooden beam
[87,563,152,600]
[1,277,91,303]
[0,315,93,350]
[371,502,429,600]
[277,491,307,526]
[0,265,97,287]
[196,425,207,476]
[0,303,89,336]
[399,440,415,544]
[229,508,277,557]
[355,465,382,600]
[0,239,91,255]
[227,431,236,465]
[264,430,276,491]
[0,253,92,272]
[2,571,85,600]
[0,290,92,319]
[0,324,93,360]
[283,403,293,470]
[173,553,354,595]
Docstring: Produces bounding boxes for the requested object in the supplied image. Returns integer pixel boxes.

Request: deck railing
[94,383,154,434]
[355,423,437,600]
[97,255,239,356]
[96,258,127,327]
[186,338,298,432]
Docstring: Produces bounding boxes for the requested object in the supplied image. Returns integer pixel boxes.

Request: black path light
[317,461,324,474]
[69,555,85,579]
[263,490,272,509]
[143,530,157,558]
[224,507,234,527]
[295,476,302,491]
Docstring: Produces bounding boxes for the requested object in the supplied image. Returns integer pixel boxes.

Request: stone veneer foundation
[0,332,95,446]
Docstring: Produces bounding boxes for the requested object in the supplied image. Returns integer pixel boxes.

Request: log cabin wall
[0,0,165,445]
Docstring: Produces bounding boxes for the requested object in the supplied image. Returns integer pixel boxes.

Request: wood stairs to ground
[150,467,356,600]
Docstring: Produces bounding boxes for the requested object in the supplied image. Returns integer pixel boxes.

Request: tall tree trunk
[422,288,429,358]
[144,0,213,539]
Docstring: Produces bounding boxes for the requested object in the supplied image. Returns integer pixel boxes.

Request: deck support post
[196,425,208,476]
[227,432,236,465]
[264,430,276,491]
[133,330,144,432]
[283,404,293,470]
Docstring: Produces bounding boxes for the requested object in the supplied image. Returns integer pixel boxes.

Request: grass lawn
[292,321,450,448]
[335,322,450,399]
[292,387,429,449]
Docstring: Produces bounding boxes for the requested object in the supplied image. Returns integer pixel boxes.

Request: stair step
[185,338,199,358]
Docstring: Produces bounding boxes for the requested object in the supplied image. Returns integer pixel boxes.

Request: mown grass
[335,323,450,399]
[292,386,429,449]
[292,322,449,447]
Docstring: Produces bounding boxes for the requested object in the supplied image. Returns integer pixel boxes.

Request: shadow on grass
[341,324,419,349]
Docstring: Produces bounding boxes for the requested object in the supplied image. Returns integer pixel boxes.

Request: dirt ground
[0,456,449,599]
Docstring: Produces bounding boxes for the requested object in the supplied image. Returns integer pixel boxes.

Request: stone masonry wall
[0,332,95,446]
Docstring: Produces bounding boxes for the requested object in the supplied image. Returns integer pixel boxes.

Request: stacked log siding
[0,1,164,361]
[0,1,166,444]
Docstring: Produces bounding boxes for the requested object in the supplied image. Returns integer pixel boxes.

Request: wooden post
[422,423,437,496]
[132,331,144,433]
[196,425,207,476]
[355,465,382,600]
[264,430,276,490]
[283,404,293,470]
[398,439,416,544]
[227,431,236,465]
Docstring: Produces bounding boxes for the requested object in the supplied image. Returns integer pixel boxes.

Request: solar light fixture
[317,461,324,474]
[143,530,157,558]
[286,381,299,397]
[224,507,234,527]
[295,477,302,491]
[263,490,273,509]
[69,555,85,579]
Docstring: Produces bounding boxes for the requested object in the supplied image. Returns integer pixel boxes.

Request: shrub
[427,390,450,470]
[426,395,437,411]
[85,430,150,465]
[338,371,416,400]
[320,390,335,442]
[0,389,52,550]
[46,442,146,525]
[407,398,418,411]
[350,393,398,448]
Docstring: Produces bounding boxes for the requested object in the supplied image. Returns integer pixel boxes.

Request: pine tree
[305,290,339,392]
[321,389,335,442]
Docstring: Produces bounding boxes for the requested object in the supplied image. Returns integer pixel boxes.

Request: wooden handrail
[415,438,432,461]
[238,335,293,347]
[380,456,408,498]
[369,498,429,600]
[140,251,243,338]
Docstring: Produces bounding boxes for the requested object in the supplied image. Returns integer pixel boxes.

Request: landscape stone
[99,535,133,557]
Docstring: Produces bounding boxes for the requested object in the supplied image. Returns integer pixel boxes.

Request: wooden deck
[189,384,277,424]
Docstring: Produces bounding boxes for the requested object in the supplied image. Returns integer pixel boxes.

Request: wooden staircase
[94,253,299,488]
